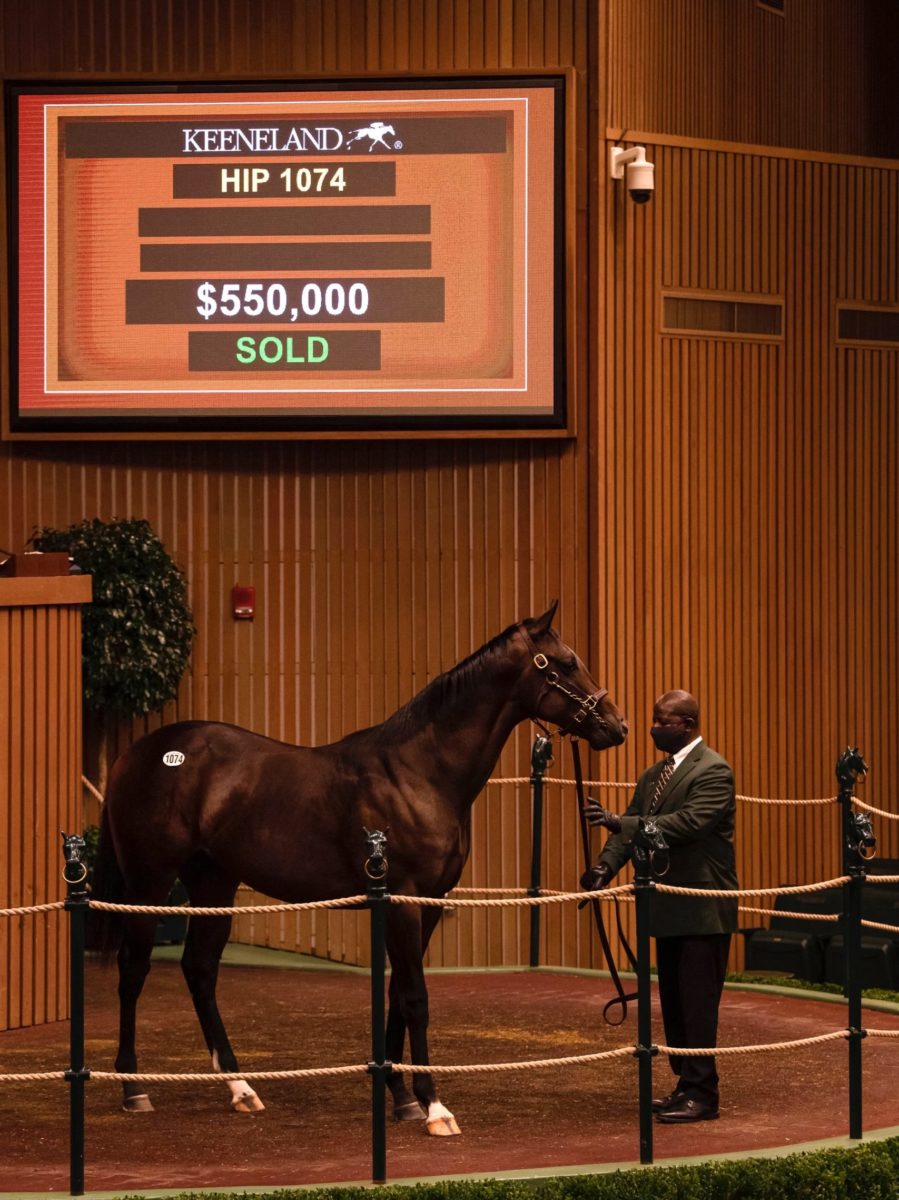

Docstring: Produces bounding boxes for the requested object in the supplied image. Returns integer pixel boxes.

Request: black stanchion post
[365,828,390,1185]
[632,820,663,1166]
[836,748,872,1142]
[528,734,553,968]
[62,832,90,1197]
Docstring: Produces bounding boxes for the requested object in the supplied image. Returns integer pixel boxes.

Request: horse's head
[518,601,628,751]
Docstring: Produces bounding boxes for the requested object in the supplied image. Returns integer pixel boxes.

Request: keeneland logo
[181,122,402,154]
[345,121,399,151]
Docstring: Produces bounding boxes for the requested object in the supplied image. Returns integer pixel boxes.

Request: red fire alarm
[231,584,256,620]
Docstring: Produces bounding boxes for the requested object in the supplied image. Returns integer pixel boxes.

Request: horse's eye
[561,657,577,672]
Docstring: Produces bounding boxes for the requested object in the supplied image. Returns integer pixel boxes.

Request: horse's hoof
[394,1100,427,1121]
[231,1091,265,1113]
[425,1101,461,1136]
[122,1094,154,1113]
[426,1116,461,1136]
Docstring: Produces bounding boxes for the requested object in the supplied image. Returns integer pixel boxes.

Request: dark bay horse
[91,602,627,1135]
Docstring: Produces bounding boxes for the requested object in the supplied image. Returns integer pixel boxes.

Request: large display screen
[3,76,569,438]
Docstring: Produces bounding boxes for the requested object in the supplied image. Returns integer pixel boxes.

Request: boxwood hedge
[115,1134,899,1200]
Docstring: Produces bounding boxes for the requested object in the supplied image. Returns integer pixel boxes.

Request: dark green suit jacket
[598,740,738,938]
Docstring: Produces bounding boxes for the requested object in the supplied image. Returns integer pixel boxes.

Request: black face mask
[650,726,684,754]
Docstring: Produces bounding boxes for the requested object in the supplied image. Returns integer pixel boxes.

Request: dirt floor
[2,951,899,1195]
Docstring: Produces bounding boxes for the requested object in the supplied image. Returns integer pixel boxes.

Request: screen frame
[2,72,575,441]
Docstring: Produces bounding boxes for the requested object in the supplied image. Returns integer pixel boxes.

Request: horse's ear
[529,600,559,635]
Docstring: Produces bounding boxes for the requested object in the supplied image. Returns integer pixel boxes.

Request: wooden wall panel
[594,137,898,972]
[0,1,896,984]
[0,0,597,972]
[604,0,897,159]
[0,579,87,1031]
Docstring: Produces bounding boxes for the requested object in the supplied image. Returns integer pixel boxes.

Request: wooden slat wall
[605,0,896,159]
[0,1,595,974]
[594,143,899,970]
[1,1,897,979]
[0,581,86,1031]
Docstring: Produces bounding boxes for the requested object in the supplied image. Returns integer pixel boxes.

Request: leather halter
[518,623,609,736]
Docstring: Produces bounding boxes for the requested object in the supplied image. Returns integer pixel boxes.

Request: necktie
[648,756,676,814]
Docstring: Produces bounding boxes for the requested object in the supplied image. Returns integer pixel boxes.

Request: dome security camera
[625,160,654,204]
[609,145,655,204]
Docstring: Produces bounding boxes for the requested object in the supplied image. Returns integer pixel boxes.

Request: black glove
[583,798,622,835]
[579,862,613,892]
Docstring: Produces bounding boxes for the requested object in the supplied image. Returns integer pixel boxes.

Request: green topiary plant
[33,517,194,717]
[32,517,195,791]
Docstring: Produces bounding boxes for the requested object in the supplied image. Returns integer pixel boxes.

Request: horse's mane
[369,619,523,743]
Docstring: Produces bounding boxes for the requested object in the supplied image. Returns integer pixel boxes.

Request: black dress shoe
[651,1089,684,1113]
[655,1096,719,1123]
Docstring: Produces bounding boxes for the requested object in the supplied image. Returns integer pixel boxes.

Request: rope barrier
[394,1035,869,1074]
[73,1048,639,1085]
[490,777,632,790]
[388,885,634,908]
[739,905,840,922]
[393,1046,636,1075]
[0,878,876,925]
[449,887,565,896]
[0,901,66,917]
[387,879,848,909]
[862,919,899,935]
[4,879,861,921]
[395,1032,858,1071]
[735,794,837,807]
[851,798,899,820]
[485,776,841,805]
[655,877,850,900]
[78,890,873,922]
[30,1028,875,1090]
[90,896,368,916]
[0,1071,67,1083]
[90,1064,367,1083]
[6,1031,897,1090]
[657,1030,849,1056]
[487,773,898,813]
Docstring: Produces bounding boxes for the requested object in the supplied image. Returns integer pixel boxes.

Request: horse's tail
[85,804,125,958]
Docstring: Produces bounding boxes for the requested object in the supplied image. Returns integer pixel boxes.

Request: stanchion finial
[363,827,388,881]
[531,734,553,776]
[61,832,88,888]
[836,747,868,791]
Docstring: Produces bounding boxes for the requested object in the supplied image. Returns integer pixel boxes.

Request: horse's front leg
[385,904,460,1137]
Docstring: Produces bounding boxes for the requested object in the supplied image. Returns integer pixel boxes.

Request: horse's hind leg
[116,911,163,1112]
[385,972,424,1120]
[179,855,264,1113]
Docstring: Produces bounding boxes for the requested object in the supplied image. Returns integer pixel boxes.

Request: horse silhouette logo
[346,120,397,151]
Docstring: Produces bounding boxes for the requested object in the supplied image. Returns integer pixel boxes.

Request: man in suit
[580,689,738,1123]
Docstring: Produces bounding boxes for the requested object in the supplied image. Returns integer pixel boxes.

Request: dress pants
[655,932,731,1103]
